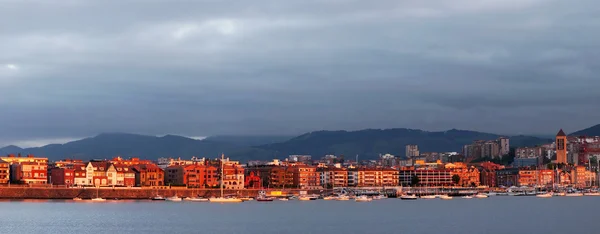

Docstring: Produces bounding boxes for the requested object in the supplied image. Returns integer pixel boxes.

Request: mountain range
[1,124,598,162]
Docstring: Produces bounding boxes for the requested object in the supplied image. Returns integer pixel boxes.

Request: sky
[1,0,600,147]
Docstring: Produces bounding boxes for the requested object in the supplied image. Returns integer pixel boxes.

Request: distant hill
[570,124,600,136]
[0,129,551,162]
[1,133,291,162]
[251,128,550,160]
[0,145,23,155]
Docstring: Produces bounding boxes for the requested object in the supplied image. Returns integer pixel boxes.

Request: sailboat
[91,186,105,201]
[210,154,243,203]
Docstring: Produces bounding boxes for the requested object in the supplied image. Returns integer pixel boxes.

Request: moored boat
[152,196,166,201]
[336,195,350,201]
[536,193,553,198]
[584,192,600,196]
[566,192,583,197]
[372,194,387,200]
[440,195,453,200]
[475,193,488,198]
[166,196,182,202]
[400,194,417,200]
[462,195,473,199]
[185,197,209,202]
[278,197,289,201]
[91,197,106,202]
[256,196,275,202]
[355,195,373,202]
[298,196,312,201]
[72,197,83,201]
[240,197,254,201]
[420,195,436,199]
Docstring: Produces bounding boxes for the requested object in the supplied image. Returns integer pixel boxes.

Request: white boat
[152,196,166,201]
[278,197,289,201]
[298,196,312,201]
[185,197,209,202]
[554,192,566,196]
[584,192,600,196]
[475,193,488,198]
[240,197,254,201]
[400,194,418,200]
[536,193,553,198]
[91,187,104,201]
[355,195,373,202]
[209,154,243,203]
[566,193,583,197]
[336,195,350,201]
[440,195,453,200]
[462,195,473,199]
[420,195,436,199]
[372,194,387,200]
[166,196,182,202]
[72,197,83,201]
[488,192,498,196]
[323,196,336,200]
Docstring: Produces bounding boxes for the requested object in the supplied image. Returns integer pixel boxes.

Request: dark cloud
[1,0,600,146]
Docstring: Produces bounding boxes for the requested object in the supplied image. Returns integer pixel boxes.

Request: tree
[410,175,420,187]
[452,175,461,185]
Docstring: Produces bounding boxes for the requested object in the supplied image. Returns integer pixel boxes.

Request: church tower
[555,129,567,164]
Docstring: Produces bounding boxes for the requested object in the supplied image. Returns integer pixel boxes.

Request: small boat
[323,196,337,200]
[536,193,553,198]
[440,195,453,200]
[496,192,509,196]
[336,195,350,201]
[400,194,417,200]
[355,195,373,202]
[372,194,387,200]
[462,195,473,199]
[166,196,182,202]
[584,192,600,196]
[240,197,254,201]
[72,197,83,201]
[278,197,289,201]
[566,193,583,197]
[475,193,488,198]
[91,197,106,202]
[298,196,312,201]
[184,197,209,202]
[554,192,566,196]
[420,195,436,199]
[308,195,319,200]
[256,196,275,202]
[152,196,166,201]
[209,197,244,203]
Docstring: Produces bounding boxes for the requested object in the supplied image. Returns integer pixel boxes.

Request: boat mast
[220,153,224,198]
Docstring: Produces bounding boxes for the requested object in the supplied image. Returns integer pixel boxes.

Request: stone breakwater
[0,187,328,199]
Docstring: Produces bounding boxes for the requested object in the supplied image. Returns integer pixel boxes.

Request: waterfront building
[132,164,164,187]
[496,168,519,187]
[319,167,348,188]
[113,164,136,187]
[222,159,245,190]
[518,169,539,187]
[356,167,399,187]
[74,164,89,185]
[446,163,480,187]
[49,168,75,186]
[347,169,358,187]
[573,166,588,188]
[476,162,504,187]
[292,164,320,189]
[1,154,48,184]
[86,162,117,186]
[538,169,555,186]
[398,169,452,187]
[556,129,568,164]
[244,171,262,189]
[405,145,420,158]
[0,159,9,184]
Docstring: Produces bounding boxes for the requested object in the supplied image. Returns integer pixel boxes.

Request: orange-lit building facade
[49,168,75,186]
[518,169,539,187]
[538,169,555,186]
[446,163,481,187]
[319,167,348,188]
[132,164,164,187]
[356,168,398,187]
[292,164,320,189]
[0,159,9,184]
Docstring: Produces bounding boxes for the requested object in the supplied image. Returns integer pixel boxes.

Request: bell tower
[555,129,567,164]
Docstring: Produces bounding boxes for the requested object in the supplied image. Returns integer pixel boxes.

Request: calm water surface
[0,196,597,234]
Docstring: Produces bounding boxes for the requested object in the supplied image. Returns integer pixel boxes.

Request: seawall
[0,187,326,199]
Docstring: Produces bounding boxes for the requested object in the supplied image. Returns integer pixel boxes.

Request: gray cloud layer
[1,0,600,146]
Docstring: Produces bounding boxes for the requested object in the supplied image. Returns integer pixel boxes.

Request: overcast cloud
[1,0,600,146]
